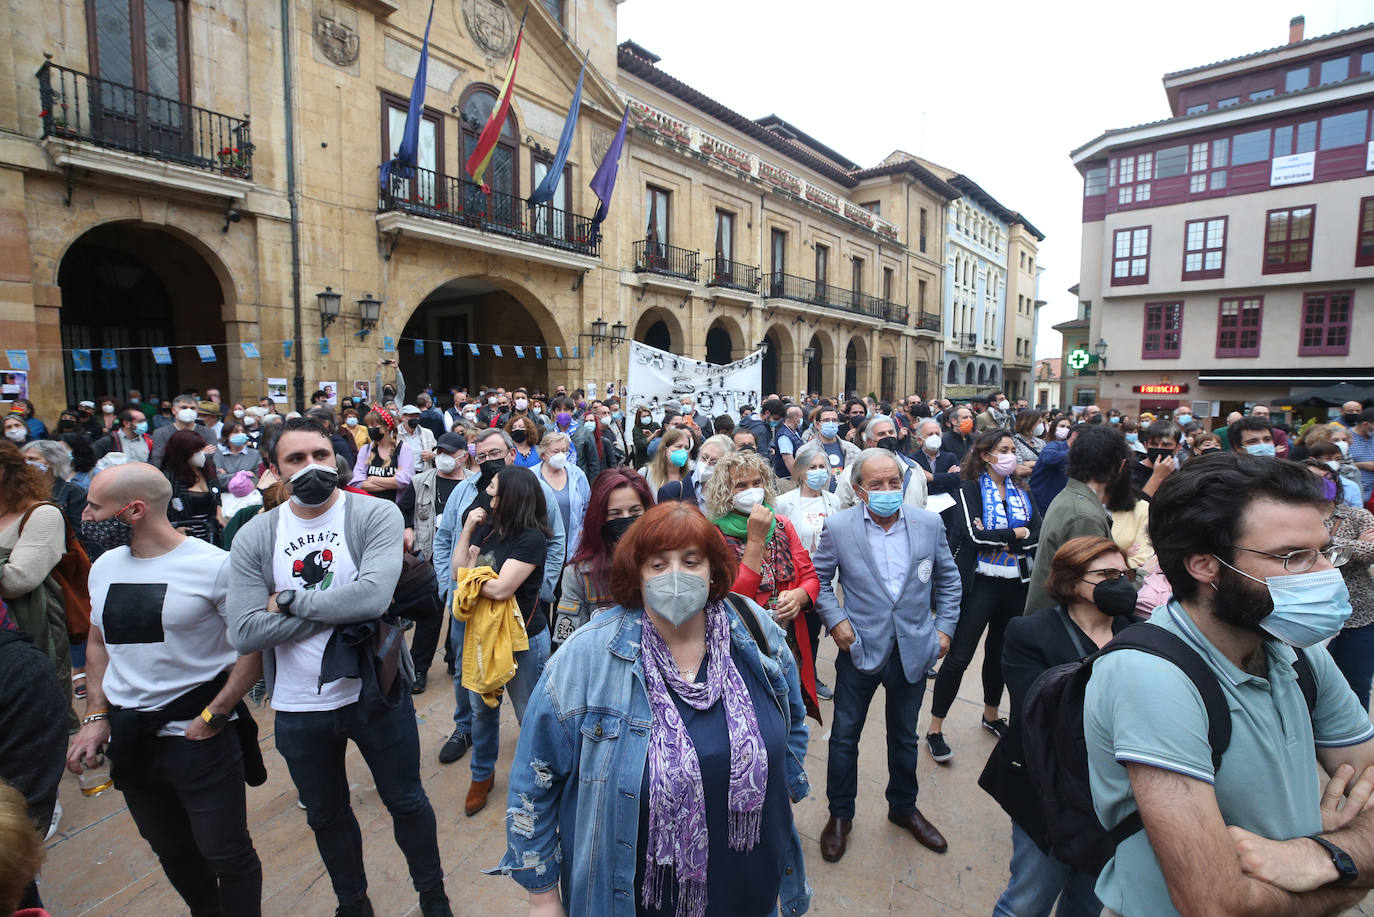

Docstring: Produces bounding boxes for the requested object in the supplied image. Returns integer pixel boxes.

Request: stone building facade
[1,0,1026,419]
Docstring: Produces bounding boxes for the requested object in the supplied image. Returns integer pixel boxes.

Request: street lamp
[585,317,629,350]
[756,338,770,355]
[1094,337,1109,368]
[356,293,382,339]
[316,286,341,330]
[803,345,816,363]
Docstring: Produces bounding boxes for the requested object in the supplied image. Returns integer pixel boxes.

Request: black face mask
[368,426,384,441]
[849,416,865,428]
[1342,413,1362,428]
[82,514,133,551]
[479,458,505,480]
[510,429,528,444]
[1087,414,1103,425]
[601,515,638,545]
[1145,447,1173,465]
[877,436,901,454]
[289,464,338,506]
[1093,578,1138,617]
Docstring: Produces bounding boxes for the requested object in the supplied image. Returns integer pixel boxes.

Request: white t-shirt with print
[89,537,236,736]
[270,492,362,712]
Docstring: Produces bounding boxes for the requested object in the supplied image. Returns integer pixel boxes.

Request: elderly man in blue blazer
[811,447,962,863]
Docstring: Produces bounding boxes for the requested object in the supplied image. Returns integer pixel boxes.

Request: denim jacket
[491,596,812,916]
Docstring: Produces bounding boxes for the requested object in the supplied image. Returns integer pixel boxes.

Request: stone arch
[704,314,746,365]
[965,363,976,385]
[978,363,988,385]
[760,321,795,398]
[633,306,685,355]
[947,359,959,385]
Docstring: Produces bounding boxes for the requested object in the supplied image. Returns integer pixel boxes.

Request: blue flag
[571,346,579,359]
[100,349,118,370]
[197,345,216,363]
[283,340,293,359]
[5,350,28,371]
[151,347,172,365]
[240,342,260,359]
[72,349,92,372]
[588,104,630,244]
[384,336,395,353]
[319,337,331,355]
[442,341,453,356]
[380,0,436,188]
[528,58,585,208]
[535,346,542,359]
[414,339,425,355]
[514,346,524,358]
[555,346,563,359]
[492,345,503,357]
[468,343,480,356]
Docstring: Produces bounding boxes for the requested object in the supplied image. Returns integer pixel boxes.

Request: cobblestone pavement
[36,639,1374,915]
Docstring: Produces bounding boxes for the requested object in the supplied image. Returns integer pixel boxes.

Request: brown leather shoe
[465,777,494,817]
[819,816,852,862]
[888,808,947,853]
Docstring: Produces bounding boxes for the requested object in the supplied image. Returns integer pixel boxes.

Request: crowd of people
[2,367,1374,917]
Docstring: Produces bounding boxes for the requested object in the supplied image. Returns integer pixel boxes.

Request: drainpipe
[281,0,305,412]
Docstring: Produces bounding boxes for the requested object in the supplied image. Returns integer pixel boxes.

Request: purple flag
[588,104,630,244]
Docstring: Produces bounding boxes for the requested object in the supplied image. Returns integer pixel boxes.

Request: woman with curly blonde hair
[704,450,823,720]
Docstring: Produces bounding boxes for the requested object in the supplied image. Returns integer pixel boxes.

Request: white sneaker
[45,799,62,841]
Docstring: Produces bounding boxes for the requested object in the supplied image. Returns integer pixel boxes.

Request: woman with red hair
[551,468,654,646]
[494,501,811,917]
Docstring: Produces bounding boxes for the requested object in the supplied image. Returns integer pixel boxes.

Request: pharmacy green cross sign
[1068,348,1091,371]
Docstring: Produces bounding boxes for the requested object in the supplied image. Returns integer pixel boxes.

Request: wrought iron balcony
[885,301,909,325]
[378,166,599,258]
[38,62,252,179]
[634,240,699,281]
[952,332,978,350]
[703,258,760,292]
[917,312,941,332]
[764,272,893,321]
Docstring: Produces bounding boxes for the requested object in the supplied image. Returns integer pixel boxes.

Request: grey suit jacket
[812,503,962,682]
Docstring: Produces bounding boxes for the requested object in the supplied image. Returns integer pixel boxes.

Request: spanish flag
[465,10,526,193]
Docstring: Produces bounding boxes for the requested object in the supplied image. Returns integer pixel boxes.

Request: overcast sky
[616,0,1374,359]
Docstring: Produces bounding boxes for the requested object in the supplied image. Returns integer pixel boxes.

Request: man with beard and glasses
[430,427,564,765]
[1083,454,1374,916]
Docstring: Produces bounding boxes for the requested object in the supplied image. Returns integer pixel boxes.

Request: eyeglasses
[1086,568,1137,582]
[1232,544,1353,573]
[474,449,508,462]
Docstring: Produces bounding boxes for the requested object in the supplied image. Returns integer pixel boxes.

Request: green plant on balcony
[217,146,249,176]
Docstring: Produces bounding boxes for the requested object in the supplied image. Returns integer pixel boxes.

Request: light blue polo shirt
[1084,600,1374,916]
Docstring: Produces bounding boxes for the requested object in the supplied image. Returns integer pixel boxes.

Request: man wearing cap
[198,400,224,443]
[78,400,103,438]
[152,395,217,466]
[398,405,437,473]
[397,432,469,693]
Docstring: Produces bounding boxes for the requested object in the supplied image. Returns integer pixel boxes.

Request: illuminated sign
[1067,349,1091,371]
[1133,384,1189,395]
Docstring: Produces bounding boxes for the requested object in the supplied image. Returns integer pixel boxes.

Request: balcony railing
[764,272,901,321]
[885,301,909,325]
[952,332,978,350]
[38,61,253,179]
[917,312,941,332]
[703,258,760,292]
[379,166,599,258]
[634,240,699,281]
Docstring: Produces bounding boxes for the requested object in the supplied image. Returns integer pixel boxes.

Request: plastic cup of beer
[78,750,111,797]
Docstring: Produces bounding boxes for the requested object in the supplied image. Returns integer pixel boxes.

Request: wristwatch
[201,708,230,730]
[1307,835,1358,885]
[275,589,296,614]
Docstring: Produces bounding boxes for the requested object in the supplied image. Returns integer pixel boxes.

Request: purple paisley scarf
[640,602,768,917]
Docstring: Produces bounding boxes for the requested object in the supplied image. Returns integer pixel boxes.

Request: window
[1020,251,1026,269]
[1358,197,1374,267]
[815,244,829,292]
[460,85,518,221]
[1216,297,1262,357]
[539,0,562,22]
[713,210,735,279]
[1263,206,1314,274]
[1183,217,1227,279]
[1219,96,1241,108]
[918,278,927,312]
[644,185,670,247]
[1231,128,1270,165]
[1112,227,1150,285]
[88,0,192,140]
[861,201,881,215]
[1084,167,1107,196]
[530,151,570,238]
[1319,111,1367,150]
[1286,67,1311,92]
[1363,52,1374,76]
[1250,88,1276,101]
[882,267,894,303]
[919,208,928,252]
[1186,103,1209,115]
[1113,152,1153,204]
[880,357,896,403]
[383,92,443,204]
[851,256,864,294]
[1299,291,1353,356]
[1155,145,1188,177]
[1189,139,1228,192]
[1319,57,1350,85]
[1142,302,1183,359]
[770,229,786,275]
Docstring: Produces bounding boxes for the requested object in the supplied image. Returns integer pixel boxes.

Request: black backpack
[1018,617,1316,875]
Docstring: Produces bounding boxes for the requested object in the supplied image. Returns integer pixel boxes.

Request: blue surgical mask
[612,410,623,422]
[865,488,904,517]
[134,421,148,435]
[668,448,690,468]
[1109,416,1120,424]
[1245,442,1277,457]
[1176,414,1193,425]
[229,433,249,447]
[768,419,780,429]
[1214,558,1352,647]
[805,467,830,490]
[1125,433,1139,444]
[819,421,840,439]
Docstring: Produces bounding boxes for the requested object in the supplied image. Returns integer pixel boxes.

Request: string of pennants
[4,336,594,373]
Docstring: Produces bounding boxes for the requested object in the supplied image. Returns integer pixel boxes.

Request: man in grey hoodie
[227,417,452,917]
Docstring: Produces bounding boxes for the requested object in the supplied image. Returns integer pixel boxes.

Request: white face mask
[923,434,942,452]
[732,487,765,513]
[697,463,716,483]
[546,451,568,470]
[514,398,528,411]
[463,412,477,423]
[1055,425,1070,440]
[190,451,206,468]
[487,396,498,405]
[176,408,197,424]
[434,453,457,474]
[233,409,245,419]
[1325,460,1341,472]
[1337,441,1350,457]
[4,428,25,443]
[1033,422,1046,437]
[998,400,1010,412]
[101,404,116,414]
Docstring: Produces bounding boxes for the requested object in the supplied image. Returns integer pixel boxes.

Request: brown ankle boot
[465,776,494,816]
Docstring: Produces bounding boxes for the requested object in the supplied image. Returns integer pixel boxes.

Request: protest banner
[624,340,762,419]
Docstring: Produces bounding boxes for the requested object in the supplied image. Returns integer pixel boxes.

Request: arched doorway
[947,360,959,385]
[400,277,555,395]
[761,331,781,398]
[704,324,733,365]
[633,307,682,354]
[965,364,975,385]
[978,364,987,385]
[844,342,858,397]
[58,223,228,404]
[806,334,823,394]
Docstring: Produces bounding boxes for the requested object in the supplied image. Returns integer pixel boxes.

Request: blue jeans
[826,642,924,819]
[1328,622,1374,711]
[449,618,473,735]
[468,628,551,781]
[993,823,1101,917]
[274,693,443,904]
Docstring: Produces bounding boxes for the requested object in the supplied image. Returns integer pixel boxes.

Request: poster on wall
[624,340,762,420]
[267,378,288,404]
[1,370,28,402]
[319,382,338,405]
[354,380,371,404]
